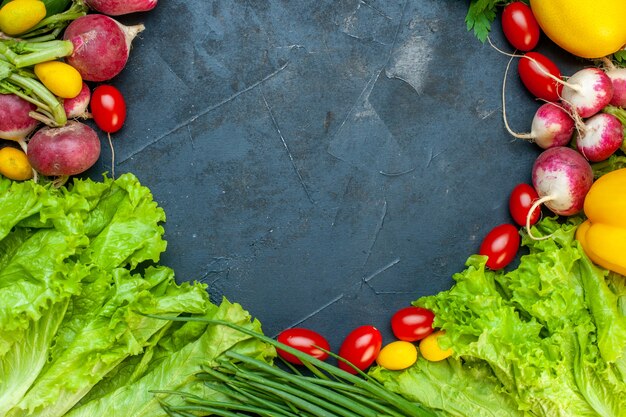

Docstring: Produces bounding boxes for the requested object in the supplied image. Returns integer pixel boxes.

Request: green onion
[149,315,436,417]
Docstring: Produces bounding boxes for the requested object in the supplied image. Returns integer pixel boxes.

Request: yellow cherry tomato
[34,61,83,99]
[419,330,453,362]
[376,341,418,371]
[0,146,33,181]
[0,0,46,36]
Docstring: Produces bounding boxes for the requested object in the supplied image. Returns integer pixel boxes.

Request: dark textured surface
[91,0,582,349]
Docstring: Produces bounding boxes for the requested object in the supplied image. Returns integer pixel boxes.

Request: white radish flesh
[85,0,157,15]
[561,68,614,118]
[531,147,593,217]
[64,14,144,82]
[63,82,91,119]
[575,113,624,162]
[0,94,39,148]
[27,121,101,176]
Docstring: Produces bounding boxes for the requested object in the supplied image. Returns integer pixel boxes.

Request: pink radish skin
[27,121,101,176]
[85,0,157,15]
[605,67,626,107]
[501,56,574,149]
[63,14,144,82]
[0,94,38,145]
[575,113,624,162]
[561,68,614,119]
[63,82,91,119]
[528,103,575,148]
[531,147,593,218]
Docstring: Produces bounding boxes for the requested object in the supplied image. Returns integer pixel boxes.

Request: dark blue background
[93,0,583,349]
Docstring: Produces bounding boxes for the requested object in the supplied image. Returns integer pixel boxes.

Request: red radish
[531,147,593,221]
[63,14,144,82]
[601,60,626,108]
[0,94,39,151]
[606,67,626,107]
[85,0,158,15]
[560,68,613,118]
[63,82,91,119]
[27,121,101,177]
[502,57,574,148]
[505,102,575,149]
[574,113,623,162]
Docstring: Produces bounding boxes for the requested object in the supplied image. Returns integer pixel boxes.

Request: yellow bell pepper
[576,168,626,275]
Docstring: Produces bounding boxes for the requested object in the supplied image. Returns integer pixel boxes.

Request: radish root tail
[526,195,554,241]
[108,132,115,179]
[502,54,535,141]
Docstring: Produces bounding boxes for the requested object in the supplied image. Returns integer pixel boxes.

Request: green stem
[21,1,88,37]
[8,73,66,126]
[21,28,63,43]
[12,41,73,68]
[148,316,437,417]
[222,355,371,417]
[0,81,50,111]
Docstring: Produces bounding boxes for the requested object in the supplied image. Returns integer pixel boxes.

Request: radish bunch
[0,0,157,184]
[497,2,626,233]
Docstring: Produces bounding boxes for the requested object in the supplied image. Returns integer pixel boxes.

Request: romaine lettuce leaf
[64,298,275,417]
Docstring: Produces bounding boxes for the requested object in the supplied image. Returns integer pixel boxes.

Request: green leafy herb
[466,0,529,42]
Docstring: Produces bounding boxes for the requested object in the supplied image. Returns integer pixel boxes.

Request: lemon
[0,0,46,36]
[530,0,626,58]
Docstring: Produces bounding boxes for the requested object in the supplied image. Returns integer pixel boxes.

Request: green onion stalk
[148,316,437,417]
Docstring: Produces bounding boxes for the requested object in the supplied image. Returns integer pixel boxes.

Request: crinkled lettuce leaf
[372,217,626,417]
[0,173,273,417]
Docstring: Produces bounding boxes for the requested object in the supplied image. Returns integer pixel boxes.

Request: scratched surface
[93,0,580,348]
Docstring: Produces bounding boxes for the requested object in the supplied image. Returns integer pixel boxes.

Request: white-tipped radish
[506,102,575,149]
[63,82,91,119]
[63,14,144,82]
[605,68,626,108]
[575,113,623,162]
[27,121,101,177]
[502,56,575,149]
[85,0,158,16]
[561,68,614,119]
[531,147,593,220]
[0,94,39,151]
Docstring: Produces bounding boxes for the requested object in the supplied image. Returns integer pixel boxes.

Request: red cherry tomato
[338,325,382,374]
[501,2,540,51]
[391,306,435,342]
[478,223,520,270]
[518,52,562,102]
[276,328,330,365]
[509,183,541,227]
[90,85,127,133]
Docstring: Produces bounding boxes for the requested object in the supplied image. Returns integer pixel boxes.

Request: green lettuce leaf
[65,298,275,417]
[373,217,626,417]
